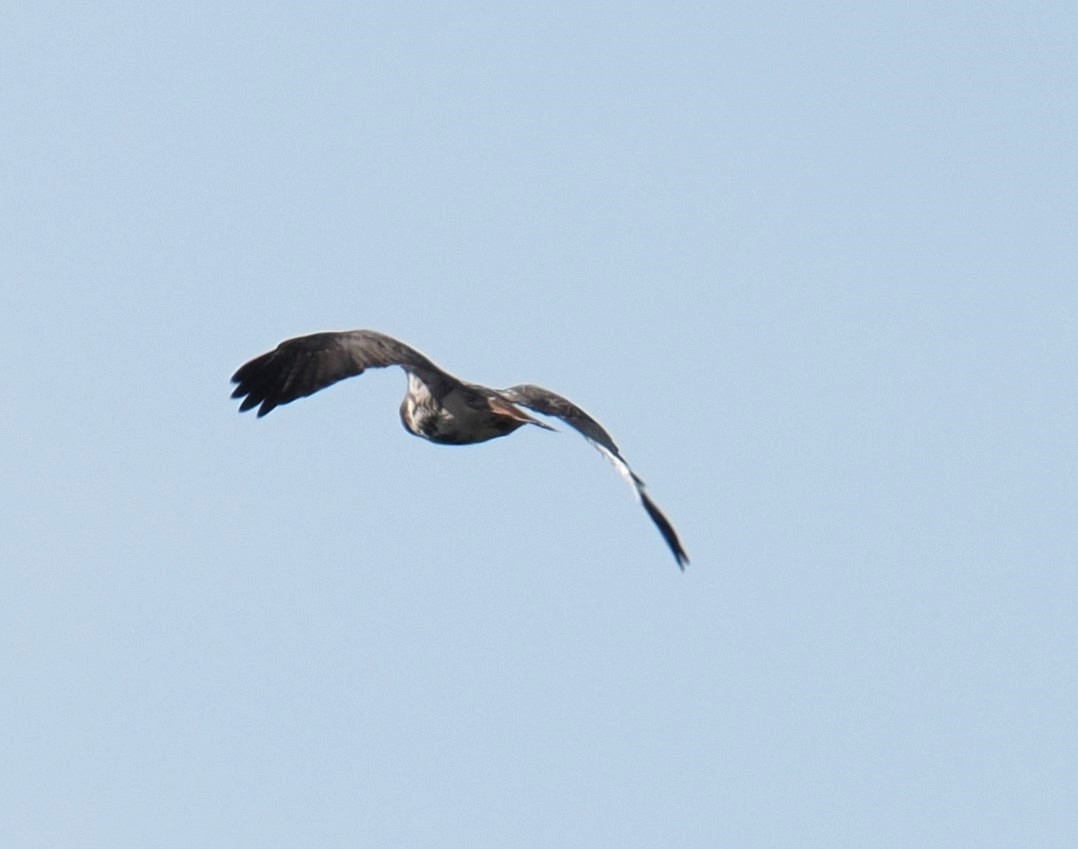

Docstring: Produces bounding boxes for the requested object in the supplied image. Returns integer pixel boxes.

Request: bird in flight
[231,329,688,568]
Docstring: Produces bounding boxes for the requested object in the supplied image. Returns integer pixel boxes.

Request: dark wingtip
[235,391,259,414]
[230,384,277,417]
[639,491,689,571]
[231,349,281,416]
[671,541,689,571]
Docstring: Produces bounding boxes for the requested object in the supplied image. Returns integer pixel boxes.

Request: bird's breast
[399,382,523,445]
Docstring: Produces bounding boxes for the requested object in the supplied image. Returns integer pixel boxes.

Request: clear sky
[4,2,1076,847]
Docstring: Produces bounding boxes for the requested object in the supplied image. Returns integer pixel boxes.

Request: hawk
[231,330,688,568]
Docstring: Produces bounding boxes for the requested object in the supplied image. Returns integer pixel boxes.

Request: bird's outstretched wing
[500,384,689,569]
[231,330,450,417]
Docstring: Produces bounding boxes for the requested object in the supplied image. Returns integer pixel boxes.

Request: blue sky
[4,2,1077,846]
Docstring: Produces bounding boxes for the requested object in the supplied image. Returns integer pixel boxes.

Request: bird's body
[231,329,688,568]
[398,372,551,445]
